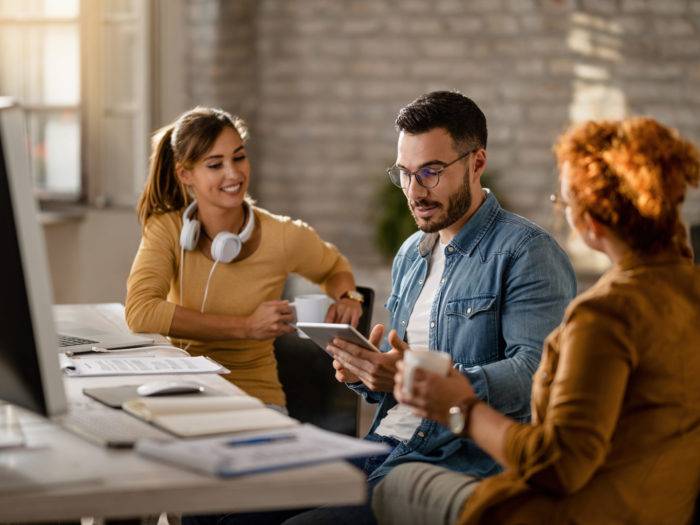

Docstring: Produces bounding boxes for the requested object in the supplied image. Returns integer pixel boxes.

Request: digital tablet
[295,323,380,353]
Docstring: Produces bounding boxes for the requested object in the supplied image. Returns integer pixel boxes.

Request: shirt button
[447,246,454,252]
[418,279,423,284]
[401,320,406,326]
[467,307,472,315]
[430,321,435,328]
[440,278,445,284]
[417,431,425,438]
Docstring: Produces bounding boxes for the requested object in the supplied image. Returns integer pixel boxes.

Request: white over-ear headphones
[177,200,255,352]
[179,200,255,263]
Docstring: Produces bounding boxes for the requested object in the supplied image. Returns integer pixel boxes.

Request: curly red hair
[554,117,700,255]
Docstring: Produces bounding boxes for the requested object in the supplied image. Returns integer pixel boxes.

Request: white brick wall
[184,0,700,287]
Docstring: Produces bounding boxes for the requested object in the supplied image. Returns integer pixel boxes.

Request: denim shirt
[351,190,576,482]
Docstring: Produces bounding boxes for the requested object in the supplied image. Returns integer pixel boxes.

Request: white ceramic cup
[289,294,333,337]
[402,349,452,395]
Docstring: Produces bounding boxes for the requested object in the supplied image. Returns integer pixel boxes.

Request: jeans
[280,434,399,525]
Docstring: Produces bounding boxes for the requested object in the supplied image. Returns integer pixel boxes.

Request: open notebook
[122,396,297,438]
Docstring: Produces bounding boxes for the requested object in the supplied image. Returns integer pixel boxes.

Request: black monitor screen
[0,119,47,415]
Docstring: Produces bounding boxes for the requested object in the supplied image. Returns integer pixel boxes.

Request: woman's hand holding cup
[394,352,476,427]
[244,300,296,340]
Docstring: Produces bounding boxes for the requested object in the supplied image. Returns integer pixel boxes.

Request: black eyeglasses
[386,150,474,190]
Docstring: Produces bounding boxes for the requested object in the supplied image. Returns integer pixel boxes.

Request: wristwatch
[340,290,364,303]
[448,398,481,435]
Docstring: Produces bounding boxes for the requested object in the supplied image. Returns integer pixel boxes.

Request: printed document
[60,355,228,376]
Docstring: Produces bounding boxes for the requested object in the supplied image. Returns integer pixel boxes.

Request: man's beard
[409,176,472,234]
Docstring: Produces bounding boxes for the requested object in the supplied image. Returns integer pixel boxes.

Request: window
[0,0,151,206]
[0,0,81,199]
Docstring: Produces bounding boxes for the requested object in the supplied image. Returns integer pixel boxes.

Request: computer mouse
[136,380,204,397]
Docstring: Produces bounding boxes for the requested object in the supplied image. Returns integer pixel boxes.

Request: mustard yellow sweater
[125,206,352,406]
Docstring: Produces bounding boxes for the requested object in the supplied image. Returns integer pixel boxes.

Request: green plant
[374,178,417,262]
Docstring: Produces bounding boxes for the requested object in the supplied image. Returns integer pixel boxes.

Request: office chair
[274,286,375,436]
[691,224,700,264]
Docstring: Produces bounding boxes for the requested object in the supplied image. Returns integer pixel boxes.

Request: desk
[0,304,366,523]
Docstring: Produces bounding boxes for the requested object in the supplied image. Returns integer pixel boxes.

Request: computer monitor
[0,98,67,420]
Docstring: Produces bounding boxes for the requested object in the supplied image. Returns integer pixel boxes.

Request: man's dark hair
[395,91,487,151]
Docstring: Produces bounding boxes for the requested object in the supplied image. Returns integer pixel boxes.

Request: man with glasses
[283,91,576,524]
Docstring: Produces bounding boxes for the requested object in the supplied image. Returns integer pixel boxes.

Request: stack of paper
[136,424,390,476]
[122,396,297,437]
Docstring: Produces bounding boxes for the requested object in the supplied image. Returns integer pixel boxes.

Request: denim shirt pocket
[384,293,400,314]
[445,295,499,366]
[381,294,402,351]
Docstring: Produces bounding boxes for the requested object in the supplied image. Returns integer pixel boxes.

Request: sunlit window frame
[0,0,153,208]
[0,7,84,203]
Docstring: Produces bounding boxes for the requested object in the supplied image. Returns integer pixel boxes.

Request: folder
[136,424,391,477]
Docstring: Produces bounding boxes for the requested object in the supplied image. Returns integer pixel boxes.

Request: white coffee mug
[402,349,451,395]
[289,294,333,337]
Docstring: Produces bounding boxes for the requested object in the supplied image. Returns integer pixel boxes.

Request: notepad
[136,424,391,477]
[60,356,229,377]
[122,396,298,437]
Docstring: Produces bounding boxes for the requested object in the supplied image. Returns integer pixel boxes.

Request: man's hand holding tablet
[297,323,408,392]
[296,322,381,353]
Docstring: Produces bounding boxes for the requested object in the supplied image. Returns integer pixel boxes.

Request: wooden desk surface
[0,304,366,522]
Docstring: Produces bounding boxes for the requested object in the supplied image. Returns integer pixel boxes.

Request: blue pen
[226,433,297,447]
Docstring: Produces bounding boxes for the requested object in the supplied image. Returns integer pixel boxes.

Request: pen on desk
[91,346,147,353]
[65,352,157,361]
[226,434,297,447]
[89,347,157,357]
[64,347,114,356]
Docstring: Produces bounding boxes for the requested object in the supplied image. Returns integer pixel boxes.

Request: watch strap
[340,290,364,303]
[457,397,481,436]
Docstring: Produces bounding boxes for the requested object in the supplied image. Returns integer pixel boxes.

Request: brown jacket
[460,251,700,525]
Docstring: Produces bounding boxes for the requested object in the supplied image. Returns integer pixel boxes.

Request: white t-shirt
[375,240,446,442]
